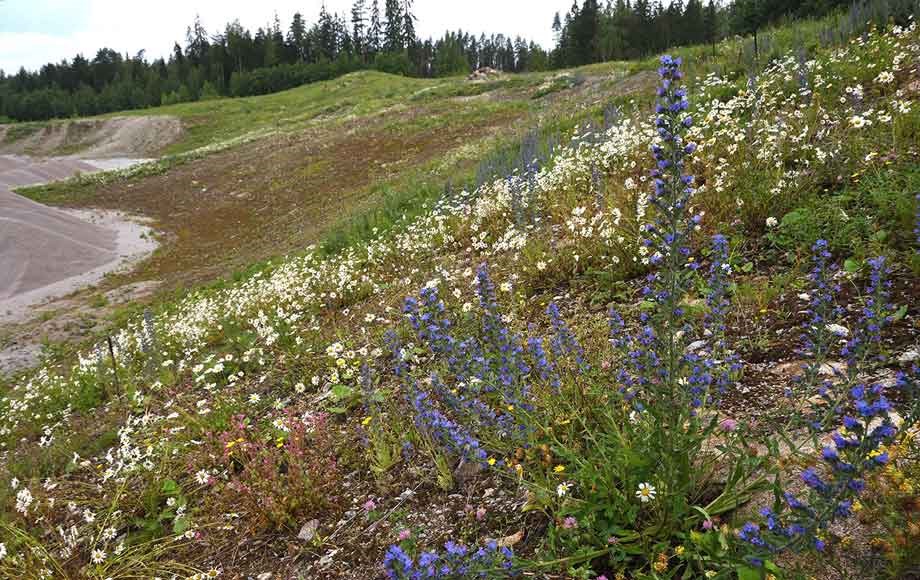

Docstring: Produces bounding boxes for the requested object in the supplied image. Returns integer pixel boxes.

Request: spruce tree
[384,0,404,52]
[318,5,337,60]
[704,0,719,56]
[402,0,417,47]
[368,0,382,55]
[288,13,308,62]
[351,0,367,59]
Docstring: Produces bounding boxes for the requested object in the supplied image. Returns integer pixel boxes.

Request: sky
[0,0,568,74]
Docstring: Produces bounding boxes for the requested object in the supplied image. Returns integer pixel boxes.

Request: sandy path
[0,155,157,324]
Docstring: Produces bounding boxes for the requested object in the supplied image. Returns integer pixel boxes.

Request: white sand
[0,155,157,324]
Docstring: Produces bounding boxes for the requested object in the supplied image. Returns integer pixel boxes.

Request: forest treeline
[0,0,909,122]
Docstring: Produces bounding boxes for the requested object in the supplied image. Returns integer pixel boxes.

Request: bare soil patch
[0,116,182,158]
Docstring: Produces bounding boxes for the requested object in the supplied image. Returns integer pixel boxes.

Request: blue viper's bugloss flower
[383,539,516,579]
[740,255,906,562]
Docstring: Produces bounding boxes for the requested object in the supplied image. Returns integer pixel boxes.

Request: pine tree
[574,0,600,65]
[684,0,705,46]
[351,0,367,59]
[368,0,383,55]
[288,13,308,62]
[185,15,210,68]
[704,0,719,56]
[318,5,337,60]
[337,13,353,57]
[552,11,563,45]
[402,0,417,47]
[384,0,404,52]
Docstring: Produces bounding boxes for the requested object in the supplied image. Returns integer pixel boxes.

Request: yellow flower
[675,545,685,557]
[554,465,566,474]
[487,457,497,466]
[361,416,372,427]
[507,405,515,412]
[852,500,863,513]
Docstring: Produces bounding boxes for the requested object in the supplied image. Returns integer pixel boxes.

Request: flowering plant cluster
[210,411,339,531]
[0,15,917,578]
[383,539,515,579]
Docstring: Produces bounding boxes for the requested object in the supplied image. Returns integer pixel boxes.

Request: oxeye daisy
[636,482,657,503]
[556,481,572,497]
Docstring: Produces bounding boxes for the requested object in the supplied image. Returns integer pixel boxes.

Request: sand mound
[0,116,182,158]
[0,155,157,321]
[0,192,118,299]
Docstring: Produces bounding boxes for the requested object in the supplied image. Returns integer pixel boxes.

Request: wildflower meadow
[2,8,920,580]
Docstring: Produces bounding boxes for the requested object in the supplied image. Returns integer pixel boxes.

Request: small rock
[825,324,849,337]
[499,530,524,547]
[897,349,919,365]
[318,548,341,567]
[256,574,273,580]
[819,361,846,377]
[686,340,707,353]
[298,519,319,542]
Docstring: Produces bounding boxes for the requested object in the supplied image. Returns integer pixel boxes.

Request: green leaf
[892,304,908,321]
[161,479,179,496]
[741,261,754,273]
[331,384,353,400]
[844,258,860,273]
[172,516,189,534]
[328,406,348,414]
[737,566,763,580]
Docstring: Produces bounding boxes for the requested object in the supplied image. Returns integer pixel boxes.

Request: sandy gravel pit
[0,154,157,324]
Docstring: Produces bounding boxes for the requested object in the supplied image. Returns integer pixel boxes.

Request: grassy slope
[1,12,919,578]
[11,63,631,297]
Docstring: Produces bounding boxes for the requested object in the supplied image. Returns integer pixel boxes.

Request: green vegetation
[2,7,920,580]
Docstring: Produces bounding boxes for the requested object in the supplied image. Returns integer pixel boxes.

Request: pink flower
[562,516,577,529]
[397,529,411,541]
[475,507,487,521]
[607,536,618,544]
[363,499,377,512]
[702,519,714,530]
[719,418,738,432]
[598,576,609,580]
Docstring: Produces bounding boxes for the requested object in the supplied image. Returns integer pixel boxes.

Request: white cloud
[1,0,563,73]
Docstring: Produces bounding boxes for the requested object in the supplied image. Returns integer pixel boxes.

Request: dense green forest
[0,1,550,122]
[2,0,917,122]
[549,0,920,65]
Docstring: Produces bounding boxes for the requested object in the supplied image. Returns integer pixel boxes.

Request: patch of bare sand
[0,154,158,332]
[0,201,157,324]
[0,116,181,158]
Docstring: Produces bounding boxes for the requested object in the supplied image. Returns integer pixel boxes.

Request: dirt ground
[0,116,182,158]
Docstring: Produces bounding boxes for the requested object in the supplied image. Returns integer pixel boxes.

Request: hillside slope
[1,17,919,580]
[0,64,636,376]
